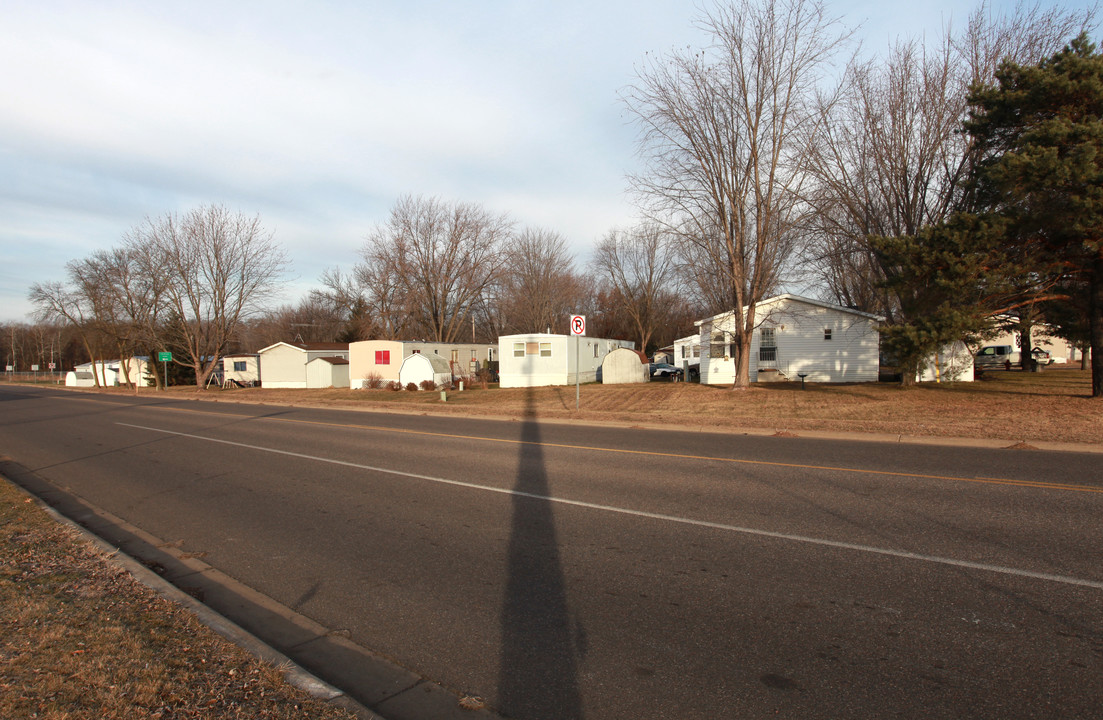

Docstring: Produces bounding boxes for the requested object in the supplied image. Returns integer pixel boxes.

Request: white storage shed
[601,348,649,384]
[306,356,350,388]
[398,353,453,389]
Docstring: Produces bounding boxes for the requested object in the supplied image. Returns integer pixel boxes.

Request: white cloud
[5,0,1087,324]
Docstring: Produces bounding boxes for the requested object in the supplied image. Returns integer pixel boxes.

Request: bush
[419,380,437,391]
[364,372,384,389]
[405,382,419,392]
[387,380,402,391]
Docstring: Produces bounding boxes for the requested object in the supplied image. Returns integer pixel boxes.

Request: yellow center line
[132,403,1103,495]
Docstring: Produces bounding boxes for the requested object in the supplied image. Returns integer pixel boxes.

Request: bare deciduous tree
[592,224,681,353]
[625,0,848,387]
[29,267,112,386]
[360,195,512,343]
[804,1,1096,322]
[133,205,287,387]
[498,228,587,335]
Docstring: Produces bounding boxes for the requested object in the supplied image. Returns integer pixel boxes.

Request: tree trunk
[1019,321,1037,372]
[1090,254,1103,397]
[730,331,752,390]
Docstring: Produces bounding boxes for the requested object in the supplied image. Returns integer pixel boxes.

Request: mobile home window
[526,342,539,355]
[514,342,525,357]
[540,342,552,357]
[375,350,390,365]
[233,361,247,372]
[824,328,833,341]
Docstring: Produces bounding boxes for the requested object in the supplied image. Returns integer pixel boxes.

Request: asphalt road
[2,385,1101,719]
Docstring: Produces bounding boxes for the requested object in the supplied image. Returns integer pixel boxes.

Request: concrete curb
[6,475,505,720]
[7,478,381,719]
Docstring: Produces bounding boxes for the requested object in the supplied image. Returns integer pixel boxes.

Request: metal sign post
[157,352,172,389]
[570,315,585,411]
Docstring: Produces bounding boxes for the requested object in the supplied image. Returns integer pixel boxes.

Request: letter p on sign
[570,315,586,336]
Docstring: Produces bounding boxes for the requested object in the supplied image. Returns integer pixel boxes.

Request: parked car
[974,344,1053,369]
[649,362,683,380]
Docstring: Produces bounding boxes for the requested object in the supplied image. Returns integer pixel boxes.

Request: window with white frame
[540,342,552,357]
[824,328,833,341]
[513,342,525,357]
[759,327,777,362]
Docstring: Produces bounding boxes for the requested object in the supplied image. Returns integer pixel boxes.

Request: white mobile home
[695,295,881,385]
[348,340,497,388]
[498,333,635,388]
[223,354,261,387]
[672,334,702,375]
[256,342,350,389]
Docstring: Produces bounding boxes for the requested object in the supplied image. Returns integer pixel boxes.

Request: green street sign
[157,352,172,362]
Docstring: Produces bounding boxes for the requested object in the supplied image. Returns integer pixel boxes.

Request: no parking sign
[570,314,586,336]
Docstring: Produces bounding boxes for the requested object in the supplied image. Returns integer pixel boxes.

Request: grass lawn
[0,481,358,720]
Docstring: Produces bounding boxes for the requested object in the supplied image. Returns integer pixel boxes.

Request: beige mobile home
[256,342,349,389]
[349,340,497,388]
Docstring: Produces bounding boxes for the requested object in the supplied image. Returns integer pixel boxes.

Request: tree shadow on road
[497,388,584,719]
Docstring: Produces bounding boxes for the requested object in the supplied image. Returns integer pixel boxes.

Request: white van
[974,344,1051,369]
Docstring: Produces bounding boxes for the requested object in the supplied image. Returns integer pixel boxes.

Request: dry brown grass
[0,481,357,720]
[90,366,1102,446]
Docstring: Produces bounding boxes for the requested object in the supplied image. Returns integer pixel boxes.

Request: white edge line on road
[116,421,1103,592]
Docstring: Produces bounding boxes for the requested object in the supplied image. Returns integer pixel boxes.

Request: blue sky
[1,0,1091,323]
